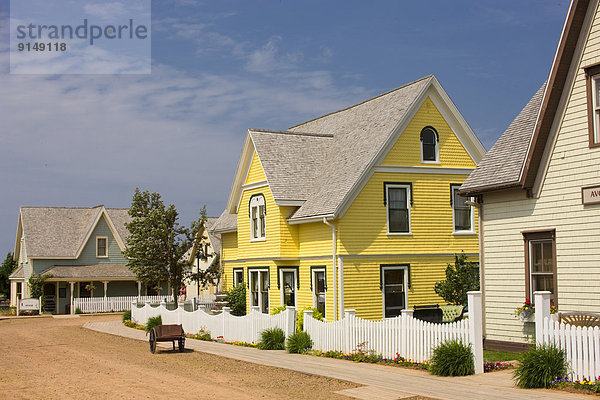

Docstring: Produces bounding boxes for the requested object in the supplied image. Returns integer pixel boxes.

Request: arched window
[420,127,439,162]
[249,194,266,240]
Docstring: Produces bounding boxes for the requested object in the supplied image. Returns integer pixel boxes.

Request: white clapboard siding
[131,303,296,343]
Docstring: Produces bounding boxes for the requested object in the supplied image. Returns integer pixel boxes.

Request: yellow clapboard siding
[237,186,282,258]
[245,151,267,184]
[381,97,476,167]
[338,172,478,255]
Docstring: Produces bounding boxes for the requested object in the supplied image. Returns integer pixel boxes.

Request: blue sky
[0,0,570,253]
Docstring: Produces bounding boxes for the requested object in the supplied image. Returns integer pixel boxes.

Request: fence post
[303,310,313,336]
[130,301,136,322]
[286,306,296,337]
[467,291,484,374]
[39,296,42,314]
[401,309,413,359]
[222,306,231,341]
[344,309,355,354]
[534,291,551,346]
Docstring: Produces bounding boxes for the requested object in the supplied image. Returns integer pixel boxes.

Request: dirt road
[0,315,357,399]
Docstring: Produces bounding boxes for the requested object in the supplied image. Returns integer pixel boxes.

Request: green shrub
[145,315,162,332]
[74,307,83,314]
[286,331,312,353]
[122,309,132,322]
[271,306,287,315]
[429,340,474,376]
[258,327,286,350]
[225,284,246,316]
[297,307,323,331]
[513,344,567,388]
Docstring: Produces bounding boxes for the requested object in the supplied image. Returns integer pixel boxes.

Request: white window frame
[593,75,600,143]
[279,268,298,308]
[311,268,326,318]
[451,185,475,235]
[249,268,269,313]
[528,239,555,304]
[250,195,266,241]
[386,184,411,235]
[233,268,244,287]
[96,236,108,258]
[381,265,409,319]
[420,127,440,164]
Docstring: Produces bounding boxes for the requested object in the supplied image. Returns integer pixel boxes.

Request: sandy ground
[0,314,359,399]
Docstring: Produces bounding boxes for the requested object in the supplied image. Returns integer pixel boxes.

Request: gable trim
[333,77,485,220]
[374,165,474,175]
[74,207,126,258]
[520,0,593,189]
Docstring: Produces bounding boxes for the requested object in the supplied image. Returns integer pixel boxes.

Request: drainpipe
[338,256,344,315]
[322,218,337,321]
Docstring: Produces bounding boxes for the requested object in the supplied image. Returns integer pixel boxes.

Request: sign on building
[582,185,600,205]
[19,298,39,311]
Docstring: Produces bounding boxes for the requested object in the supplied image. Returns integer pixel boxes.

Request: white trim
[233,268,244,286]
[385,184,411,235]
[249,268,269,313]
[241,180,268,191]
[226,134,255,214]
[212,228,237,234]
[287,214,335,225]
[381,265,409,319]
[311,267,326,317]
[420,127,440,163]
[250,194,266,240]
[451,184,475,234]
[592,75,600,143]
[276,200,305,207]
[75,207,127,258]
[335,78,486,220]
[279,268,298,308]
[96,236,108,258]
[374,165,474,175]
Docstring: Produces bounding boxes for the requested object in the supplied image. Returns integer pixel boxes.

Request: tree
[434,252,480,306]
[0,253,17,297]
[123,188,205,306]
[28,273,52,303]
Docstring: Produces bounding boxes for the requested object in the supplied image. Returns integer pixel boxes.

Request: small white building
[184,217,222,299]
[460,0,600,350]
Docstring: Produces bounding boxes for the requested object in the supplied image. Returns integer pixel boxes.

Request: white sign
[582,185,600,205]
[19,298,39,310]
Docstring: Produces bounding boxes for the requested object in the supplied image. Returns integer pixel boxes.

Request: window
[451,184,473,233]
[249,194,266,240]
[249,268,269,313]
[380,265,408,318]
[278,267,298,307]
[585,63,600,147]
[79,282,92,298]
[233,268,244,286]
[385,183,411,234]
[420,127,439,162]
[523,230,557,304]
[16,282,22,300]
[96,237,107,257]
[311,267,326,318]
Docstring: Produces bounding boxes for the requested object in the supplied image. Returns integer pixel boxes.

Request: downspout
[322,218,337,320]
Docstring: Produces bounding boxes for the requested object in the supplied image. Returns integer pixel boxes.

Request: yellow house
[211,75,486,320]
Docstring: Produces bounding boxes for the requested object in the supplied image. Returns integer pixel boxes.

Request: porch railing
[73,295,179,313]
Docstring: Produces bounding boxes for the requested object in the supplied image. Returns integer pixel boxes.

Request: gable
[381,97,476,168]
[245,151,267,185]
[77,215,127,264]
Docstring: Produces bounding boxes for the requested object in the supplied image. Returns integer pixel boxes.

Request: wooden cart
[148,324,185,353]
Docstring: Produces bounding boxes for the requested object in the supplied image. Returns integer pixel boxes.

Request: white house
[460,0,600,350]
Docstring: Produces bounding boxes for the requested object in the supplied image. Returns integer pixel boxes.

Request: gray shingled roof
[459,83,546,195]
[42,264,135,279]
[287,76,431,219]
[249,129,333,202]
[205,217,221,254]
[211,210,237,233]
[19,206,130,258]
[9,265,23,279]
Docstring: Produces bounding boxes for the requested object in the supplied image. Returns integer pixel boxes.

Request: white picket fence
[535,291,600,381]
[74,295,174,313]
[304,291,484,373]
[131,303,296,343]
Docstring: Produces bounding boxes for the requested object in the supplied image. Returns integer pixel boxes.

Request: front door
[382,267,407,318]
[43,283,56,313]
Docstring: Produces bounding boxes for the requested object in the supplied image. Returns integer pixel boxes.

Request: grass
[484,349,523,362]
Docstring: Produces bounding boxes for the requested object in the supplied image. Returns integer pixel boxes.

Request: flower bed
[484,361,512,372]
[308,349,429,370]
[552,376,600,394]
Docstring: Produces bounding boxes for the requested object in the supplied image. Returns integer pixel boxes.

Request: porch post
[103,281,108,298]
[137,281,141,299]
[69,282,75,315]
